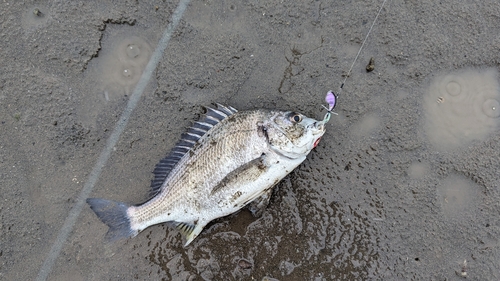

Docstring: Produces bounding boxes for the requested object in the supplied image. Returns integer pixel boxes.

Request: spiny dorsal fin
[149,104,238,197]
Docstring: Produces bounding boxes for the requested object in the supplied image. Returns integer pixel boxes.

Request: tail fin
[86,198,137,241]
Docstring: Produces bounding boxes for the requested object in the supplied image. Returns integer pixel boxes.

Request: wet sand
[1,0,500,280]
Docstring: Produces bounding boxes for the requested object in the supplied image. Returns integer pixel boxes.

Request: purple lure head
[325,91,337,111]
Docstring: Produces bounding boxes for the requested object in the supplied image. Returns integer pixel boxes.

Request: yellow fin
[174,222,195,238]
[174,221,206,247]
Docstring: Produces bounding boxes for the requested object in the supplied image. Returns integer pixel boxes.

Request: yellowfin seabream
[87,104,326,246]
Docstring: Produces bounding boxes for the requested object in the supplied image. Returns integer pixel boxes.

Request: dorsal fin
[149,104,238,197]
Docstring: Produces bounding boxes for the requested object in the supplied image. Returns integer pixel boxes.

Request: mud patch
[143,177,382,280]
[424,68,500,151]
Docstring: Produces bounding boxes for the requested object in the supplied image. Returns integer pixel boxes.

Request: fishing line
[339,0,389,94]
[323,0,389,123]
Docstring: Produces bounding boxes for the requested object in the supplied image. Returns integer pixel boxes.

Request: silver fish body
[87,104,325,246]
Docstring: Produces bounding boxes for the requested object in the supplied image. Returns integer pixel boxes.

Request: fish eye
[290,113,302,123]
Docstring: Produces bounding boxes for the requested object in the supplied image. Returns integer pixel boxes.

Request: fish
[87,104,326,246]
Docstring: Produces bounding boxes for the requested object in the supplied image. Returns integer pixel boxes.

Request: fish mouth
[311,120,326,148]
[314,121,326,133]
[309,120,326,135]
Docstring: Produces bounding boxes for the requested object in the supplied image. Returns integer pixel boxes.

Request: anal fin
[173,221,206,247]
[174,221,195,237]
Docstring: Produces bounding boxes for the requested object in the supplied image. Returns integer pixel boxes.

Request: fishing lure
[322,91,337,123]
[325,91,337,111]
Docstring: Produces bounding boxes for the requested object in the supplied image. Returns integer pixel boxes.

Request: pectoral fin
[247,188,273,217]
[211,153,270,195]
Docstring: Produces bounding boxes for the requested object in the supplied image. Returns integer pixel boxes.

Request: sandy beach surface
[1,0,500,280]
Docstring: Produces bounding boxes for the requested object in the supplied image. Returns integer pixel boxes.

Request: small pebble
[237,258,253,270]
[366,57,375,72]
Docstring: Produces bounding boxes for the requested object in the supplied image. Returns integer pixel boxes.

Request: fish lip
[313,137,322,148]
[310,120,326,135]
[309,121,326,149]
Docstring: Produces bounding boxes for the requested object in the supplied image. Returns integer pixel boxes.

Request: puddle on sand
[77,25,154,128]
[100,35,152,95]
[436,173,481,219]
[407,161,430,179]
[424,68,500,151]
